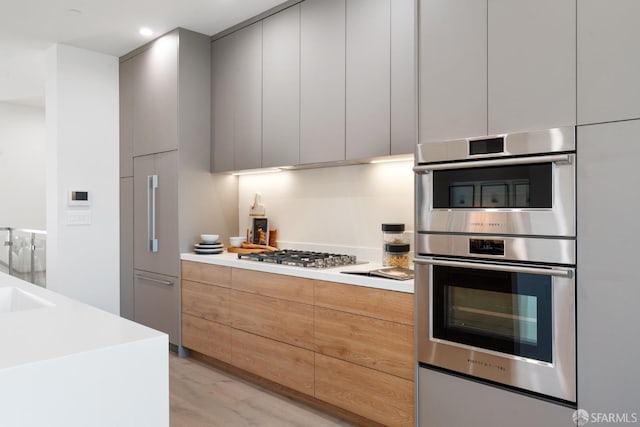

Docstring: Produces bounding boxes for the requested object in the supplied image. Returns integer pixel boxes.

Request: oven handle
[413,258,573,278]
[413,153,572,174]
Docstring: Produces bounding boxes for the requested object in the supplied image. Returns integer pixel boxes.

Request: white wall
[0,102,46,230]
[46,44,119,314]
[238,159,414,260]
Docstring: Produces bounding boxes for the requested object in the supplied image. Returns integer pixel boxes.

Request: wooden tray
[226,247,268,254]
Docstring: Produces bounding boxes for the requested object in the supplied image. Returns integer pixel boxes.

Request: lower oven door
[415,257,576,403]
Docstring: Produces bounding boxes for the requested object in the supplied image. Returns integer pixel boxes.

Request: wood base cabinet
[232,329,315,396]
[229,290,314,350]
[316,354,414,427]
[182,314,231,364]
[314,306,414,380]
[180,261,415,426]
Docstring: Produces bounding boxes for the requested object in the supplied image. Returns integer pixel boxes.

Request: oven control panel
[469,239,505,256]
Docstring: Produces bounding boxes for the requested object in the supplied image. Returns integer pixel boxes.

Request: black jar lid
[382,223,405,232]
[384,243,410,253]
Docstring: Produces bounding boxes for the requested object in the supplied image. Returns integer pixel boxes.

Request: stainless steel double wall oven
[414,127,576,404]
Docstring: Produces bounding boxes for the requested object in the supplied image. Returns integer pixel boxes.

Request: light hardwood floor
[170,353,354,427]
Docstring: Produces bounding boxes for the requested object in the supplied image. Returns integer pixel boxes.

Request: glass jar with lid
[382,223,408,245]
[382,224,409,267]
[383,243,410,268]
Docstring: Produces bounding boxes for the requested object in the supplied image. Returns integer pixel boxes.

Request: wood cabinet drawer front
[229,290,314,350]
[315,307,414,380]
[315,354,414,427]
[231,329,314,396]
[315,280,414,325]
[182,261,231,287]
[182,314,231,363]
[231,268,314,304]
[182,280,230,324]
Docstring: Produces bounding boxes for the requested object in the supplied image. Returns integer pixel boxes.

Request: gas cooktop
[237,249,361,269]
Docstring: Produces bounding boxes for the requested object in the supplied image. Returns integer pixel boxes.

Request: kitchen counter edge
[180,252,414,294]
[0,272,166,371]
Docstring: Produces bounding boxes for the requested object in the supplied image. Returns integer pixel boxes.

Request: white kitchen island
[0,272,168,427]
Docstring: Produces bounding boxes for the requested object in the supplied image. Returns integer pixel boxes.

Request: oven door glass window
[432,265,552,362]
[432,163,552,208]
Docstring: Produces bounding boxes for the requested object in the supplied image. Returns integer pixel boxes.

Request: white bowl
[229,236,246,247]
[200,234,219,244]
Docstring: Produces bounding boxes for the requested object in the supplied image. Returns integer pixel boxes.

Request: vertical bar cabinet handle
[147,175,159,253]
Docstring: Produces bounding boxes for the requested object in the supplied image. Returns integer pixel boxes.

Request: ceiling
[0,0,289,107]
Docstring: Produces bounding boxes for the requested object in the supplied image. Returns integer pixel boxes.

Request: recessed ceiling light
[139,27,153,37]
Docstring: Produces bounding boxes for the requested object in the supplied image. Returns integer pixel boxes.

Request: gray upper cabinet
[131,32,179,157]
[419,0,575,142]
[346,0,391,160]
[211,23,262,172]
[119,59,134,178]
[234,22,263,171]
[262,5,300,168]
[211,0,415,169]
[419,0,487,143]
[300,0,346,164]
[133,151,179,279]
[578,0,640,125]
[211,33,235,173]
[391,0,417,155]
[488,0,576,134]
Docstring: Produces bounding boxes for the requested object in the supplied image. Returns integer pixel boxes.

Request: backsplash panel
[238,160,414,255]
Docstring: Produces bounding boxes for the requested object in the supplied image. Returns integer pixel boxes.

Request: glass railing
[0,227,46,287]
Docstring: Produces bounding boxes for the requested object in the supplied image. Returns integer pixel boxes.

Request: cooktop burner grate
[237,249,359,269]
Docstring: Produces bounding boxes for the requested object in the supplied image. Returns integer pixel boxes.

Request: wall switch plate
[66,210,91,226]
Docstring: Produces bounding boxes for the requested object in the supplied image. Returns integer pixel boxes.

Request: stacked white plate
[194,242,224,254]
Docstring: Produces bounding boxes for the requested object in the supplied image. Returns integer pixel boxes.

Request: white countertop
[181,252,414,293]
[0,271,166,371]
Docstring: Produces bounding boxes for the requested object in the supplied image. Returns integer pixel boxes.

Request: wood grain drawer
[182,313,231,363]
[229,290,314,350]
[231,268,314,304]
[315,354,414,427]
[315,306,414,380]
[182,280,230,324]
[232,329,314,396]
[182,261,231,287]
[315,280,414,325]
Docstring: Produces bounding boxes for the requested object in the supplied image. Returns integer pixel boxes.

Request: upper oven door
[415,127,575,237]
